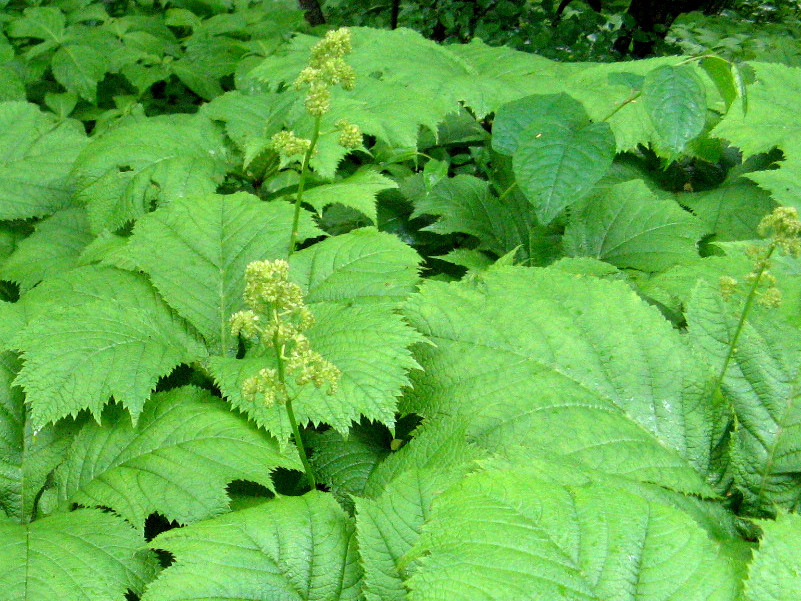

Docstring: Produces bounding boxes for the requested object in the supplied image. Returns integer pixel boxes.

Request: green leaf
[143,492,362,601]
[491,93,587,156]
[402,267,727,495]
[405,469,740,601]
[700,56,738,110]
[0,101,87,220]
[6,7,65,44]
[303,170,397,224]
[0,508,156,601]
[513,119,615,224]
[13,269,208,428]
[564,180,706,271]
[687,281,801,512]
[72,114,229,233]
[412,174,561,265]
[51,41,110,102]
[642,65,707,158]
[1,351,80,522]
[129,193,321,354]
[745,513,801,601]
[56,386,296,526]
[0,207,93,292]
[356,468,462,601]
[681,179,775,241]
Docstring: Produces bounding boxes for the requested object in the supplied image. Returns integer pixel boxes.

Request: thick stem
[273,326,317,488]
[288,115,322,256]
[713,244,776,393]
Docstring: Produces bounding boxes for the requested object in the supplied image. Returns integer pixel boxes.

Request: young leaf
[744,513,801,601]
[56,386,296,527]
[642,65,707,158]
[0,207,93,292]
[687,281,801,512]
[302,169,397,224]
[143,492,362,601]
[403,267,727,495]
[0,101,87,220]
[13,270,208,428]
[564,180,707,271]
[513,118,615,224]
[0,508,156,601]
[129,193,321,354]
[71,114,229,233]
[405,469,741,601]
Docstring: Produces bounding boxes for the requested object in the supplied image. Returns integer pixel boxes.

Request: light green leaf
[0,101,87,220]
[0,207,93,292]
[72,114,229,233]
[129,193,321,354]
[6,7,65,44]
[405,469,740,601]
[143,492,362,601]
[56,386,296,526]
[412,174,560,265]
[303,170,397,224]
[51,42,109,102]
[687,281,801,512]
[745,513,801,601]
[491,93,587,156]
[642,65,707,158]
[564,180,706,271]
[0,508,156,601]
[402,267,727,495]
[13,269,208,428]
[513,119,615,224]
[681,179,774,241]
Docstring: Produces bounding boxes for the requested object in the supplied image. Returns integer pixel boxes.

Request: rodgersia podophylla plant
[230,259,340,487]
[270,27,364,254]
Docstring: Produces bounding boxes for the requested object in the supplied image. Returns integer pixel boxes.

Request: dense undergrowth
[1,0,801,599]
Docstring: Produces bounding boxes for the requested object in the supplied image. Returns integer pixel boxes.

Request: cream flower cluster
[231,260,340,407]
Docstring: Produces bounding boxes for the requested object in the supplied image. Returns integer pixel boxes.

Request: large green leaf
[0,207,93,292]
[129,193,320,355]
[402,267,727,495]
[564,180,706,271]
[687,281,801,512]
[745,513,801,601]
[405,468,740,601]
[56,386,295,526]
[0,508,156,601]
[0,101,87,220]
[513,118,615,224]
[143,492,362,601]
[71,114,229,233]
[642,65,707,158]
[12,269,208,428]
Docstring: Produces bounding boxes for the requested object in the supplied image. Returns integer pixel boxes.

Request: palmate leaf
[71,114,229,233]
[402,267,728,495]
[12,267,207,429]
[143,492,362,601]
[129,193,321,355]
[0,207,93,292]
[405,468,740,601]
[687,281,801,512]
[209,229,422,442]
[0,508,157,601]
[0,101,87,220]
[0,351,80,522]
[56,386,296,527]
[564,180,707,272]
[744,513,801,601]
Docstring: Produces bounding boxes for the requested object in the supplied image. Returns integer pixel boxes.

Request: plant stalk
[288,115,322,255]
[272,326,317,489]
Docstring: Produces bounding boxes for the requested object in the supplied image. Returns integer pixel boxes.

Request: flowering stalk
[231,260,340,488]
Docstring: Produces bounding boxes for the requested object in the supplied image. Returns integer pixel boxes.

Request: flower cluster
[721,207,801,308]
[270,130,311,157]
[231,259,340,408]
[336,119,362,149]
[294,28,356,117]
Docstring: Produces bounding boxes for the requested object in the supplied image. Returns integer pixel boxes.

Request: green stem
[600,91,641,123]
[713,244,776,394]
[272,327,317,489]
[496,181,518,203]
[288,115,322,256]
